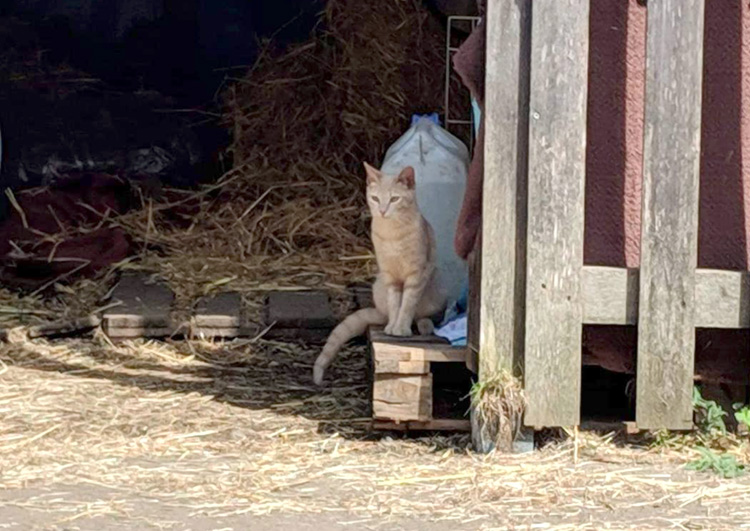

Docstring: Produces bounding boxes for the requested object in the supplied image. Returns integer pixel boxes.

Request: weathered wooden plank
[371,340,468,363]
[369,328,450,346]
[523,0,589,428]
[479,0,530,378]
[473,0,531,454]
[372,374,432,422]
[636,0,705,430]
[694,270,750,329]
[582,266,639,325]
[581,267,750,329]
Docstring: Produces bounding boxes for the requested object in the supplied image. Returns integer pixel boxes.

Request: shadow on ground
[0,334,471,448]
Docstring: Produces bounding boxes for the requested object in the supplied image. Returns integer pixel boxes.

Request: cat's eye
[370,196,380,203]
[390,196,401,203]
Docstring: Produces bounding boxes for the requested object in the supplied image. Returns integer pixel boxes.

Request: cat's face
[363,162,417,219]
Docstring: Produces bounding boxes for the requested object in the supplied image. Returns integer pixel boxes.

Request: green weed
[733,404,750,431]
[686,446,744,478]
[692,386,727,435]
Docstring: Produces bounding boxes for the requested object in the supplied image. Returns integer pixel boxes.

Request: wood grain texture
[370,333,468,363]
[581,266,750,329]
[582,266,639,325]
[374,359,430,374]
[636,0,705,430]
[523,0,589,428]
[372,374,432,422]
[694,269,750,328]
[479,0,531,378]
[473,0,531,454]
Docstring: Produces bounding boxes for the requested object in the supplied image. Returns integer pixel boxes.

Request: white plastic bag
[380,117,469,305]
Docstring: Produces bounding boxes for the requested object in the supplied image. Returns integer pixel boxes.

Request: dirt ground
[1,335,750,530]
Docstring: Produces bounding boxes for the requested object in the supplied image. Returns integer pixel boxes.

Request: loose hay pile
[116,0,470,310]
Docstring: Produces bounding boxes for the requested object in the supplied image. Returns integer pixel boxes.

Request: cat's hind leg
[416,318,434,336]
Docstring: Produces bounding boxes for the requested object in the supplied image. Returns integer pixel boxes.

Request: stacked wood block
[370,329,473,432]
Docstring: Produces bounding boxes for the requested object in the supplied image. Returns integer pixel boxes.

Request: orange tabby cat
[313,162,446,386]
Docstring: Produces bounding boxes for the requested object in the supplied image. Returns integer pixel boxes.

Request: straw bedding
[2,336,750,529]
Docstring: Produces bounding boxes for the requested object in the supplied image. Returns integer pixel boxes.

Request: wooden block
[694,270,750,329]
[581,267,750,329]
[373,419,470,432]
[191,327,241,339]
[191,292,243,338]
[105,327,174,339]
[371,340,468,363]
[580,420,639,435]
[583,266,639,325]
[374,359,430,374]
[636,0,704,430]
[265,291,336,329]
[523,0,589,428]
[194,292,242,328]
[373,374,432,422]
[103,273,174,335]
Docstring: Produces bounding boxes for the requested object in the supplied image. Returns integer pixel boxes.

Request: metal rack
[444,15,481,150]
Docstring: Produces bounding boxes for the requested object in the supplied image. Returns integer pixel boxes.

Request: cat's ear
[396,166,415,189]
[363,162,380,186]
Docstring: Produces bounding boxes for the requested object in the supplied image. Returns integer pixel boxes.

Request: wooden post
[466,242,481,375]
[523,0,589,428]
[473,0,531,451]
[636,0,705,430]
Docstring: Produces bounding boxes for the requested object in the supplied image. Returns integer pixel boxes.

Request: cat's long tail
[313,308,387,386]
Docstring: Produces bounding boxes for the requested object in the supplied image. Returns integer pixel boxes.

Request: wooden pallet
[369,328,474,432]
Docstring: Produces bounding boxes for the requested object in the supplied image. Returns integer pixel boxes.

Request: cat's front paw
[389,323,413,337]
[384,322,397,335]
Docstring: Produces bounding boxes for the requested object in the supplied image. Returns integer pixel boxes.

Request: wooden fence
[478,0,711,430]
